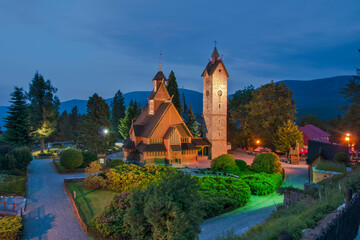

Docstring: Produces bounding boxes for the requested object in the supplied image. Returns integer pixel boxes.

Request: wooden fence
[0,201,22,216]
[311,190,360,240]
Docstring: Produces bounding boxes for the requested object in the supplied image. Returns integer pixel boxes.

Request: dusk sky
[1,0,360,106]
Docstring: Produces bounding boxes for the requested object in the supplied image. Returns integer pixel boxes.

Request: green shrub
[125,172,203,240]
[105,164,177,192]
[10,147,32,170]
[242,174,277,195]
[81,150,98,167]
[0,153,16,170]
[235,160,247,171]
[92,192,131,239]
[334,152,348,163]
[252,152,282,174]
[154,158,166,166]
[315,160,346,173]
[0,216,22,240]
[211,154,236,171]
[60,149,83,169]
[110,159,124,168]
[0,145,13,156]
[198,177,251,218]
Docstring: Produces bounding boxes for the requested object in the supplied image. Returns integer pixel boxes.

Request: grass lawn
[66,182,117,227]
[0,174,26,194]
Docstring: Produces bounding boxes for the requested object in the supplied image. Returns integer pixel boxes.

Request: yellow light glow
[345,137,350,142]
[256,140,260,144]
[346,133,350,137]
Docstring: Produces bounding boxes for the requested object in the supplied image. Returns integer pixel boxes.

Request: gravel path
[22,159,91,240]
[199,150,308,240]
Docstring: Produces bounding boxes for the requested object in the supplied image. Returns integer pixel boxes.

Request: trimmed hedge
[81,150,97,167]
[211,154,236,171]
[110,159,124,168]
[242,173,283,196]
[105,164,177,192]
[252,152,282,174]
[0,216,22,240]
[60,149,83,169]
[235,159,247,171]
[198,177,251,218]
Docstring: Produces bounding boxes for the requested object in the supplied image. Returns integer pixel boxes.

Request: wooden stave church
[123,46,227,165]
[122,68,210,165]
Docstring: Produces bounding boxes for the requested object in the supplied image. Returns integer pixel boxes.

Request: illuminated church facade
[123,46,228,165]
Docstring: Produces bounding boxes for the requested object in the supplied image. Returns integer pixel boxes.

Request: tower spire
[211,41,219,62]
[159,52,162,71]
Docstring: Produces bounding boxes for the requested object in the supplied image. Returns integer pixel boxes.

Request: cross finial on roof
[211,41,219,62]
[159,52,162,71]
[214,40,217,47]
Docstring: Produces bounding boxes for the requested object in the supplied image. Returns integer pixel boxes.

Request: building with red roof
[299,124,330,154]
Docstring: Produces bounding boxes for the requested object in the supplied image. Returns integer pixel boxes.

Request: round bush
[252,152,282,174]
[242,174,277,195]
[81,150,98,167]
[211,154,236,171]
[110,159,124,168]
[334,152,348,163]
[60,149,83,169]
[235,159,247,171]
[198,176,251,218]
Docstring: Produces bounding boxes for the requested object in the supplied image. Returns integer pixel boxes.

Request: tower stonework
[202,46,229,159]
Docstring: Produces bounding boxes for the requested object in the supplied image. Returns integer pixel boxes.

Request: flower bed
[0,216,22,240]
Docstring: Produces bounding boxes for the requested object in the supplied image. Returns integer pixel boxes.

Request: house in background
[306,140,348,183]
[299,124,331,154]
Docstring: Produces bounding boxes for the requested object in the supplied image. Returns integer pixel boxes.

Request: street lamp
[256,140,260,145]
[103,128,109,135]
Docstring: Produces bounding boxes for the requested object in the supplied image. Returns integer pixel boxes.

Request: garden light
[345,137,350,142]
[256,140,260,144]
[103,128,109,135]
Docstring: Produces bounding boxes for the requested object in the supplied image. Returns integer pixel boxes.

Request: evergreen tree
[185,104,200,137]
[167,71,182,114]
[53,111,72,141]
[69,106,81,146]
[273,120,303,153]
[27,71,60,152]
[4,86,32,146]
[245,82,296,148]
[78,93,117,153]
[110,90,126,137]
[118,100,142,139]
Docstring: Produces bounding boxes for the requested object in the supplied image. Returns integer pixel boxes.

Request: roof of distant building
[306,140,348,165]
[299,124,330,143]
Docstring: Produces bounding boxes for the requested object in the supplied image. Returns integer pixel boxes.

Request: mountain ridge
[0,75,353,127]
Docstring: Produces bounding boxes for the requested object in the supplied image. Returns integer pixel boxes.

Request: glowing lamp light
[346,133,350,137]
[345,137,350,142]
[256,140,260,144]
[103,129,109,135]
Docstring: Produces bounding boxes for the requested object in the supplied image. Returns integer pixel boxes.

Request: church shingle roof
[133,102,171,138]
[153,70,167,81]
[201,60,229,77]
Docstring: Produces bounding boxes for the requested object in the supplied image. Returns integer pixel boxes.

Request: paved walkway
[199,150,308,240]
[22,159,91,240]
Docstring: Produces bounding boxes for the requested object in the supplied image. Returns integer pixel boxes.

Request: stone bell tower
[202,44,229,159]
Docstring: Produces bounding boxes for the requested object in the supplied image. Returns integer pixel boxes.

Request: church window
[219,69,221,72]
[219,104,221,108]
[206,90,210,97]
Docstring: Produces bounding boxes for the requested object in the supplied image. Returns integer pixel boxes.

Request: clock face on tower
[217,90,223,96]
